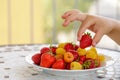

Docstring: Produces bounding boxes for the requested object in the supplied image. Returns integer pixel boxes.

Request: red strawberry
[89,60,95,69]
[74,44,79,50]
[52,59,65,69]
[64,43,74,51]
[66,63,70,70]
[50,46,57,54]
[32,53,41,65]
[79,55,86,62]
[40,47,50,54]
[79,60,83,64]
[80,32,92,49]
[40,52,56,68]
[68,50,79,61]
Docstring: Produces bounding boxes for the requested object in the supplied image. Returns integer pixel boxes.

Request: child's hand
[62,9,117,46]
[62,9,87,26]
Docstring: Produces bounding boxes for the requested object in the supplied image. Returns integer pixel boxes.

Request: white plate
[25,48,119,76]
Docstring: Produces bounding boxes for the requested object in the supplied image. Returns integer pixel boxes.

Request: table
[0,44,120,80]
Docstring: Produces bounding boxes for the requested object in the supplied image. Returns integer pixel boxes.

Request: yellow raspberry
[98,54,105,62]
[77,48,86,56]
[90,47,97,54]
[58,43,66,48]
[86,50,98,59]
[55,54,64,60]
[56,48,66,55]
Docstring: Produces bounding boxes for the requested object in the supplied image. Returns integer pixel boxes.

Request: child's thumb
[92,32,104,46]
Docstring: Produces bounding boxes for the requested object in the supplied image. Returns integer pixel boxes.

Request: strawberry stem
[49,39,52,48]
[84,32,92,37]
[48,40,55,56]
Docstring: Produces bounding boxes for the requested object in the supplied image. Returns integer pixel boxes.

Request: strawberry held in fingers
[80,32,92,49]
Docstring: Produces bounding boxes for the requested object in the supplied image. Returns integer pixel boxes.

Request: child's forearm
[107,20,120,45]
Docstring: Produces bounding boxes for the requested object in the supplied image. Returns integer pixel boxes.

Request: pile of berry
[32,33,105,70]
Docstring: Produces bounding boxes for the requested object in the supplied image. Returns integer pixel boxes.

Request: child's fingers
[77,19,94,41]
[62,10,80,19]
[92,31,104,46]
[62,20,70,26]
[62,11,73,19]
[63,13,87,26]
[62,14,78,26]
[77,13,87,21]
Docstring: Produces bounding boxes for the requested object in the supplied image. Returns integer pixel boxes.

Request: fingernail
[63,23,67,27]
[62,23,65,26]
[62,16,64,19]
[77,38,79,41]
[77,36,81,41]
[79,36,82,40]
[92,41,96,47]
